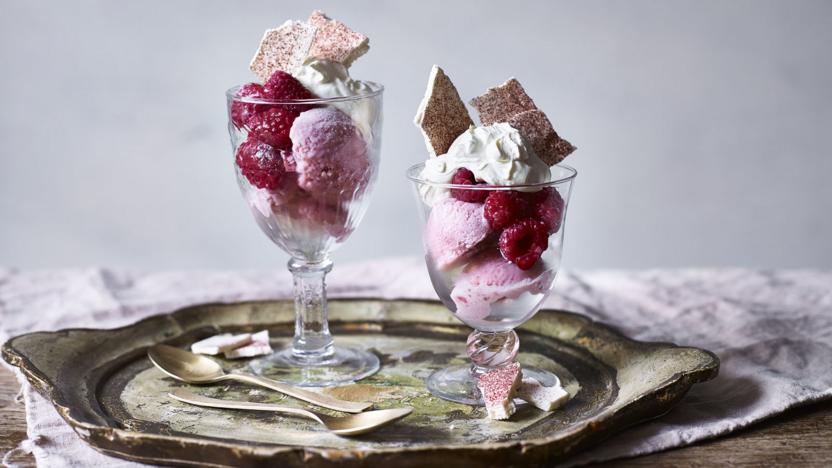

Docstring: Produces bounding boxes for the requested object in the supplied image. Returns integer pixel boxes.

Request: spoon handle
[169,389,321,422]
[229,373,372,413]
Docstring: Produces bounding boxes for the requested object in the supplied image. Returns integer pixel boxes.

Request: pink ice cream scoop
[289,107,370,204]
[451,252,554,321]
[424,198,491,270]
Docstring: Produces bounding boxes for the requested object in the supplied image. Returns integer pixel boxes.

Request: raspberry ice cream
[424,198,491,270]
[229,10,381,259]
[226,10,384,386]
[409,65,577,420]
[451,253,553,323]
[290,107,370,203]
[412,66,574,276]
[411,65,577,339]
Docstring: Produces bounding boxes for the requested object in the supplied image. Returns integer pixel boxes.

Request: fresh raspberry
[525,187,565,233]
[483,190,529,230]
[235,138,285,190]
[263,70,317,112]
[450,168,489,203]
[499,219,549,270]
[230,83,266,129]
[245,107,298,151]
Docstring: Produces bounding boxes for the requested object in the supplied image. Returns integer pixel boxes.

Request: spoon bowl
[170,389,412,436]
[319,407,415,436]
[148,344,226,383]
[148,344,372,413]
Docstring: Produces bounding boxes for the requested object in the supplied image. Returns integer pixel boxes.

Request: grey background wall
[2,0,831,269]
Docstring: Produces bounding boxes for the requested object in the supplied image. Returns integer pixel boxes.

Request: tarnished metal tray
[2,299,718,467]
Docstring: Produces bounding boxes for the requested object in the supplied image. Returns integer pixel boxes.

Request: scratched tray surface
[2,299,718,467]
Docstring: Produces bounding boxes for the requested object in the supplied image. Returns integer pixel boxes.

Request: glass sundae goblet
[226,84,383,386]
[407,163,576,404]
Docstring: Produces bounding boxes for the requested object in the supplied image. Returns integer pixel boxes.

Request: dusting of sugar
[414,65,473,156]
[508,109,575,166]
[470,78,575,166]
[477,362,522,403]
[470,78,537,126]
[307,11,369,67]
[250,21,317,81]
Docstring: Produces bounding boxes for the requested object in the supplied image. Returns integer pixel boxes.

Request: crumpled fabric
[1,261,830,466]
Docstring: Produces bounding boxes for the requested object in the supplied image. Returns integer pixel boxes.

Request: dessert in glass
[226,11,382,386]
[408,66,577,417]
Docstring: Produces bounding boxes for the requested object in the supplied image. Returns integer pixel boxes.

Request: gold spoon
[169,389,411,436]
[147,344,371,413]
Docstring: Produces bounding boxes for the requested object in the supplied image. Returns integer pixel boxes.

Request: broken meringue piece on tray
[191,330,272,359]
[190,333,252,356]
[224,330,273,359]
[517,377,571,412]
[476,363,573,420]
[477,362,523,420]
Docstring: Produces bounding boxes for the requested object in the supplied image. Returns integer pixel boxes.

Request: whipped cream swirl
[292,58,377,137]
[418,123,551,205]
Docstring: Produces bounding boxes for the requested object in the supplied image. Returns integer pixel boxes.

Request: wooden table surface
[1,365,830,467]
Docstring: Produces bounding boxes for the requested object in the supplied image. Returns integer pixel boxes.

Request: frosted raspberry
[526,187,565,233]
[263,70,317,112]
[499,219,549,270]
[484,190,529,230]
[230,83,266,129]
[235,138,285,190]
[245,107,298,152]
[450,168,489,203]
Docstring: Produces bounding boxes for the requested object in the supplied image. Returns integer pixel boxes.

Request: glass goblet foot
[424,329,559,405]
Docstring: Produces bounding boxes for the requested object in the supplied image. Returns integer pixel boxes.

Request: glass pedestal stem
[426,328,559,405]
[467,329,519,375]
[289,258,334,362]
[248,257,379,386]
